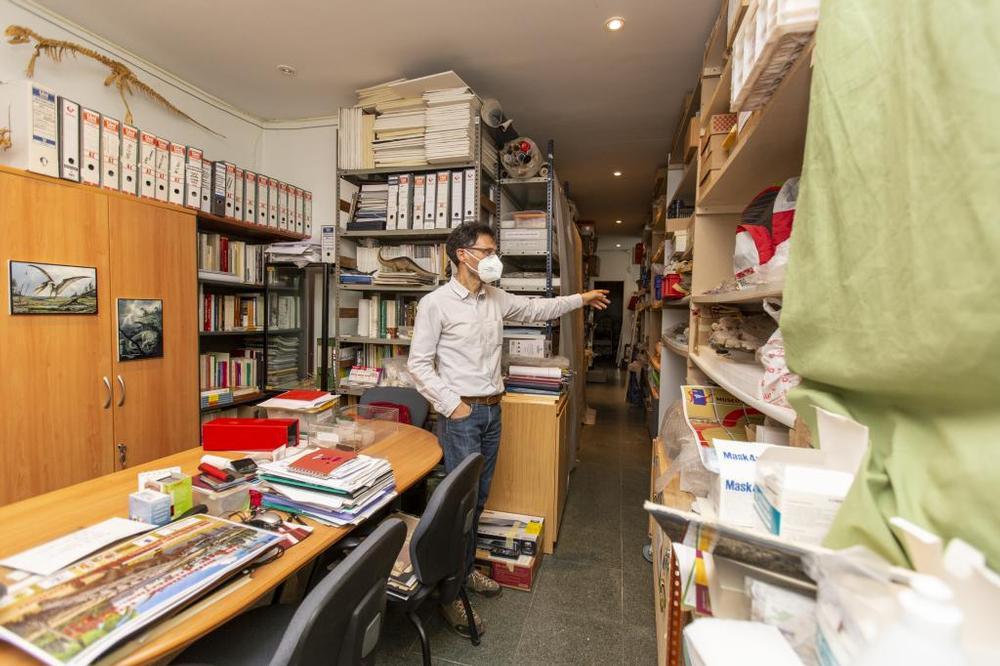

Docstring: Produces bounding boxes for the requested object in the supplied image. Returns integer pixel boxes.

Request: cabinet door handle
[116,375,126,407]
[102,377,113,409]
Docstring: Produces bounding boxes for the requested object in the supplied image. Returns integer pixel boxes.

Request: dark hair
[446,222,496,265]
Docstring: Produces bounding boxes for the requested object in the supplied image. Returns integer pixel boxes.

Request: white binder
[397,174,413,229]
[80,108,101,186]
[233,166,244,219]
[257,175,270,225]
[0,81,58,177]
[167,142,185,204]
[154,137,170,202]
[424,172,437,226]
[185,147,202,209]
[434,171,450,228]
[200,159,212,212]
[463,168,476,222]
[449,170,463,227]
[267,177,278,227]
[278,181,289,230]
[224,162,236,218]
[138,130,156,197]
[386,175,400,230]
[304,191,313,236]
[57,97,80,182]
[244,170,257,222]
[100,116,120,191]
[293,186,304,233]
[412,174,426,230]
[120,124,139,195]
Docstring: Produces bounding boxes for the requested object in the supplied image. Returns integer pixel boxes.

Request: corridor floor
[381,371,658,665]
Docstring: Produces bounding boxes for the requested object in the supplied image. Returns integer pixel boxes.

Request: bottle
[854,575,968,666]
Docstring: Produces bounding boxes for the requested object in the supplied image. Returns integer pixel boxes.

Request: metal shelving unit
[332,116,496,394]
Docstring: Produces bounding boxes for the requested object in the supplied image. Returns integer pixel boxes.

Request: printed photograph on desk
[0,514,281,666]
[8,261,97,315]
[117,298,163,360]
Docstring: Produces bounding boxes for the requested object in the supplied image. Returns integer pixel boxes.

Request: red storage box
[202,418,299,453]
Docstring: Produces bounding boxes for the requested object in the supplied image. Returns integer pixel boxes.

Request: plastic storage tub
[309,404,400,452]
[262,399,338,438]
[192,483,252,517]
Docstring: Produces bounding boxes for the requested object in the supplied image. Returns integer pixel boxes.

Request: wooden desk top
[0,425,441,666]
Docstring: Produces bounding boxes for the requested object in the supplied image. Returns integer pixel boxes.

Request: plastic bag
[757,299,801,408]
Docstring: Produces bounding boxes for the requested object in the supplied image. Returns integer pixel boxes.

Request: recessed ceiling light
[605,16,625,31]
[616,243,621,248]
[613,171,622,177]
[276,64,297,77]
[616,219,622,224]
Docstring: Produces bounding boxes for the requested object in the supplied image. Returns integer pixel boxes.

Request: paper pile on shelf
[423,87,478,163]
[505,364,565,396]
[245,334,300,388]
[349,182,389,231]
[338,107,374,170]
[266,241,321,267]
[258,450,397,526]
[356,79,406,112]
[372,106,427,167]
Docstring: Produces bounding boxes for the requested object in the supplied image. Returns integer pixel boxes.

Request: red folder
[202,417,299,452]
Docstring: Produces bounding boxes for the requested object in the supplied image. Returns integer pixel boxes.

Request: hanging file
[435,171,450,228]
[168,142,186,204]
[233,166,245,219]
[80,108,101,186]
[154,137,170,202]
[57,97,80,182]
[200,159,212,212]
[185,147,203,209]
[463,168,476,222]
[386,175,400,230]
[100,116,120,191]
[120,124,139,195]
[412,174,426,230]
[450,170,463,227]
[138,130,156,197]
[244,170,257,222]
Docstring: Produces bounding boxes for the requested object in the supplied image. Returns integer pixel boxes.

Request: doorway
[592,280,624,365]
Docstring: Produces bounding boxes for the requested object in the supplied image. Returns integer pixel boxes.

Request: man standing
[408,221,609,637]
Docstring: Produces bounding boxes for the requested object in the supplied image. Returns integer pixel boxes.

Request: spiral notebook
[288,448,357,478]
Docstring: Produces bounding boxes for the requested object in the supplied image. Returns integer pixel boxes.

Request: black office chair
[172,518,406,666]
[391,452,484,666]
[360,386,430,429]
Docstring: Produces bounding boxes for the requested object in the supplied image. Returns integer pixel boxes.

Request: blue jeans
[437,402,501,576]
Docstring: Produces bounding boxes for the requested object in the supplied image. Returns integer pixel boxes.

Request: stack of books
[349,183,389,231]
[505,364,565,396]
[200,388,233,409]
[257,448,397,526]
[200,350,260,390]
[198,233,265,285]
[423,87,478,163]
[337,107,371,170]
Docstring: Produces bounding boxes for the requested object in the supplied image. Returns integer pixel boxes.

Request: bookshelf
[331,116,497,395]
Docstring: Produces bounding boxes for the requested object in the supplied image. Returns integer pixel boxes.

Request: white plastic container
[731,0,820,111]
[262,399,338,437]
[192,483,251,517]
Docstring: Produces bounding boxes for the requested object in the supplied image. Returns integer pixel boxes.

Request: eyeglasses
[464,246,501,258]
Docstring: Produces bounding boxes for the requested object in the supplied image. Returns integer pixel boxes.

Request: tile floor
[380,371,657,665]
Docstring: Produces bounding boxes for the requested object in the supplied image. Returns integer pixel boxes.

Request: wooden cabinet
[0,168,197,503]
[485,392,570,554]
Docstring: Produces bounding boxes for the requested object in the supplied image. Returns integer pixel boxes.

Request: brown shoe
[467,570,502,598]
[440,598,484,639]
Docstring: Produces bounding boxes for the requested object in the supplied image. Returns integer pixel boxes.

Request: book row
[0,80,313,235]
[199,351,260,391]
[197,233,266,285]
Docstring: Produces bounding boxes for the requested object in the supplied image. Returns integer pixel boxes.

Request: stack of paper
[349,182,389,231]
[423,87,478,163]
[372,108,427,167]
[258,450,397,526]
[356,79,406,112]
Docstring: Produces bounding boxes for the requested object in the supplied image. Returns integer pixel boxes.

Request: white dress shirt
[408,278,583,416]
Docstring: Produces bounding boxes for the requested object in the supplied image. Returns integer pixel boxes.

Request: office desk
[0,425,441,666]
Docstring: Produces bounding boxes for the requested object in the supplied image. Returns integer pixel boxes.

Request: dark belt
[462,393,504,406]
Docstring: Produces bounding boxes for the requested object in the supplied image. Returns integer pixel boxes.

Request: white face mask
[464,251,503,283]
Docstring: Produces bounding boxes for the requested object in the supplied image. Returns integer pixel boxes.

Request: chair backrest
[409,453,483,603]
[269,518,406,666]
[360,387,430,428]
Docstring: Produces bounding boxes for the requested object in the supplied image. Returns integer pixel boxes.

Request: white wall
[594,235,641,287]
[0,0,337,218]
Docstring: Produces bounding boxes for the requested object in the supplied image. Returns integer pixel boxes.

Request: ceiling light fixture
[616,243,622,248]
[276,64,297,77]
[605,16,625,31]
[616,220,622,224]
[613,171,622,177]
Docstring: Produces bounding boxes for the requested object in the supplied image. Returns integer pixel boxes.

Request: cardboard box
[475,549,542,592]
[700,133,729,170]
[685,119,700,163]
[476,509,543,559]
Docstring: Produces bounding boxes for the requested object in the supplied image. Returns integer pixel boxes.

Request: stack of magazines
[505,364,565,396]
[256,448,397,526]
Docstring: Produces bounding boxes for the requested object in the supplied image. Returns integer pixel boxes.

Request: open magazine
[0,514,281,666]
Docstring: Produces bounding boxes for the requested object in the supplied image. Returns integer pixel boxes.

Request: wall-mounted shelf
[339,228,452,240]
[691,283,783,304]
[196,211,307,242]
[689,348,796,426]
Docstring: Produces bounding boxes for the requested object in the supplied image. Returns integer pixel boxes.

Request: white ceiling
[32,0,718,235]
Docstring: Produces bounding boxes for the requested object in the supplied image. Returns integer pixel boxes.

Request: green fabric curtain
[782,1,1000,569]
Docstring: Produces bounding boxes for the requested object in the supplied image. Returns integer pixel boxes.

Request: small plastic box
[309,404,399,452]
[262,398,338,438]
[192,483,252,517]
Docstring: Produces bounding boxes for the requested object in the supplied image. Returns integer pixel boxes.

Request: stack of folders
[348,183,389,231]
[200,387,233,409]
[372,100,426,167]
[258,449,397,526]
[505,365,565,396]
[423,87,478,163]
